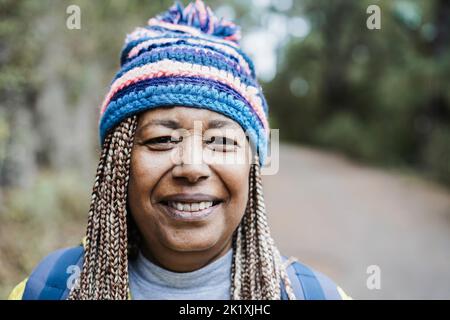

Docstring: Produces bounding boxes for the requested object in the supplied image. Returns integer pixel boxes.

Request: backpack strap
[290,260,326,300]
[22,245,84,300]
[283,257,325,300]
[282,256,338,300]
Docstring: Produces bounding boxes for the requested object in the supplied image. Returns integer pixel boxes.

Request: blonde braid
[68,116,137,300]
[231,154,297,300]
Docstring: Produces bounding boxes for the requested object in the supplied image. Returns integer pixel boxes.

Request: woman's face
[128,106,252,271]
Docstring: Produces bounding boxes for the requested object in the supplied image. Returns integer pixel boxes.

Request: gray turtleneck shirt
[128,249,233,300]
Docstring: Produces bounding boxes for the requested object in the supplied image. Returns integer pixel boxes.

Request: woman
[8,0,350,300]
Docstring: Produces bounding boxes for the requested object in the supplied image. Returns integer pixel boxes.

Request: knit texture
[98,0,270,164]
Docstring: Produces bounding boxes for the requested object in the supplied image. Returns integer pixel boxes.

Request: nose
[171,133,210,184]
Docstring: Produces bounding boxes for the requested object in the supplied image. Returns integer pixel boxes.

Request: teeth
[168,201,215,212]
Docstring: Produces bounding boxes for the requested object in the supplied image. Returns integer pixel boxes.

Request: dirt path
[263,144,450,299]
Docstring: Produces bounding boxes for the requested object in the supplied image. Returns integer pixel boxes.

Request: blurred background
[1,0,449,299]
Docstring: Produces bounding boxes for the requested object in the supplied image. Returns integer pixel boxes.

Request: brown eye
[143,136,183,150]
[205,136,235,145]
[145,136,173,144]
[205,136,238,151]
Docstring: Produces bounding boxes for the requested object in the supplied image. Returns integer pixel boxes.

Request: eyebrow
[137,118,237,133]
[207,119,237,129]
[138,119,181,132]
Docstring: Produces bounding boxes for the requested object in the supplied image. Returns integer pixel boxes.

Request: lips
[158,193,223,221]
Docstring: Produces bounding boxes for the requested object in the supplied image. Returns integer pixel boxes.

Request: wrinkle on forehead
[137,106,243,132]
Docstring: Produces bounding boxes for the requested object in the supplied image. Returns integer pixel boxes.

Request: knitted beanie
[98,0,270,164]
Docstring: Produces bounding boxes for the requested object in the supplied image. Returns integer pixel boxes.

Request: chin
[164,231,219,253]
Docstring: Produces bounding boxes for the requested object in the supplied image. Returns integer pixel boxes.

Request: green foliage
[0,170,89,298]
[314,112,377,161]
[4,170,89,222]
[422,126,450,184]
[267,0,450,184]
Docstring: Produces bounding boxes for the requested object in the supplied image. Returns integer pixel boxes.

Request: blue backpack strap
[291,261,326,300]
[284,260,305,299]
[22,245,84,300]
[310,269,343,300]
[281,256,341,300]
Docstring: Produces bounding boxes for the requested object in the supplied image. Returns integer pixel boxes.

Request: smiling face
[127,106,252,272]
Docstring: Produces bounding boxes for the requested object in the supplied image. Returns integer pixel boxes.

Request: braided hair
[68,116,296,300]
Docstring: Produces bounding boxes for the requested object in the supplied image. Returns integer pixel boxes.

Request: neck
[139,239,233,272]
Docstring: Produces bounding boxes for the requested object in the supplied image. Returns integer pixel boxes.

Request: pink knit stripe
[185,3,194,25]
[100,59,268,130]
[125,27,162,44]
[127,36,250,75]
[197,0,207,25]
[130,44,246,75]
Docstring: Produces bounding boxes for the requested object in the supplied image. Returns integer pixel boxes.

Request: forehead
[137,106,242,130]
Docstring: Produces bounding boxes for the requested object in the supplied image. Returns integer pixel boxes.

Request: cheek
[128,148,169,215]
[216,163,250,224]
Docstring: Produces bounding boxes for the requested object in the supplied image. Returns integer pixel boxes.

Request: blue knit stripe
[122,39,253,79]
[108,76,264,128]
[115,44,256,86]
[259,90,269,114]
[101,85,261,134]
[99,85,268,164]
[121,33,248,63]
[102,81,264,135]
[120,35,256,78]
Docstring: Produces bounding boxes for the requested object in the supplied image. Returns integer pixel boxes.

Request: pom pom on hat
[150,0,241,43]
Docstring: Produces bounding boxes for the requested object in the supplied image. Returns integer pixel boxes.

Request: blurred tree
[265,0,450,183]
[0,0,175,192]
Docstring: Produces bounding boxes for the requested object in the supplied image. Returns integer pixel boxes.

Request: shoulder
[282,256,352,300]
[8,245,84,300]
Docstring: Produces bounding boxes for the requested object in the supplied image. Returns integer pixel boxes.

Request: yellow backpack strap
[8,278,28,300]
[337,286,353,300]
